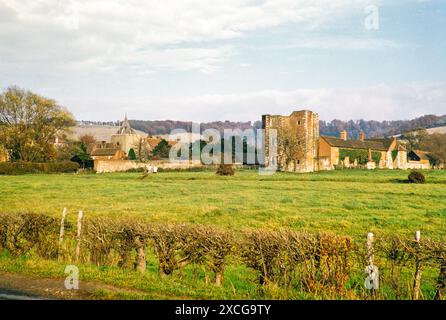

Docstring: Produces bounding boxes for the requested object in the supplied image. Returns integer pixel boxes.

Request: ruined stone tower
[262,110,319,172]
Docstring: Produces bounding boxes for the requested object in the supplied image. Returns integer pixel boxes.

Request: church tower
[111,114,140,155]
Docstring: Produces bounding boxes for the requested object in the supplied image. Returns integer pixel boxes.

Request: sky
[0,0,445,123]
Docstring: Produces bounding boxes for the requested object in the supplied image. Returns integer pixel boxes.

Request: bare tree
[277,126,300,171]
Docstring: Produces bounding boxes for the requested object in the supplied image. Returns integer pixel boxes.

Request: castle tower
[262,110,319,173]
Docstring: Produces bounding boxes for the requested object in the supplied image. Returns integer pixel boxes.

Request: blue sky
[0,0,445,122]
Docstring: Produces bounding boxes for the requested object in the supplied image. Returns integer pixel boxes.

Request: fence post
[412,230,422,300]
[435,262,446,300]
[75,211,84,263]
[58,208,67,261]
[134,236,146,273]
[365,232,379,299]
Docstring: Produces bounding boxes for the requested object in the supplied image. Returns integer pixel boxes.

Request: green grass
[1,169,445,300]
[1,169,445,239]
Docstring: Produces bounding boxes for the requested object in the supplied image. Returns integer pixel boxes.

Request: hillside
[427,126,446,134]
[75,114,446,141]
[68,125,147,142]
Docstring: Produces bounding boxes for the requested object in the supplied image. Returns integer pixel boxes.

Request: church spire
[117,113,135,134]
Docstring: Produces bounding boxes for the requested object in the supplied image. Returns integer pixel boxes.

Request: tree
[152,139,171,158]
[0,86,75,162]
[76,141,92,169]
[418,133,446,167]
[128,148,137,160]
[277,127,300,171]
[79,134,96,153]
[403,129,429,151]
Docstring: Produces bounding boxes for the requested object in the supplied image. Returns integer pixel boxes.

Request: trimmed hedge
[2,212,446,299]
[0,161,80,175]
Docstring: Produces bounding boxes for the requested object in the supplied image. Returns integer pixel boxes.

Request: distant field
[1,169,445,239]
[427,126,446,134]
[68,125,147,142]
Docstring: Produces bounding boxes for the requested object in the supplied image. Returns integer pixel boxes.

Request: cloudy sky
[0,0,445,122]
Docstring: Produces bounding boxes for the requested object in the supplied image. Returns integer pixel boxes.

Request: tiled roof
[91,148,119,156]
[410,150,431,161]
[321,136,394,151]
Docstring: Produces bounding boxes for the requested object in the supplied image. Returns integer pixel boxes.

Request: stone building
[407,150,431,169]
[262,109,431,172]
[319,131,405,170]
[262,110,319,172]
[111,114,141,155]
[91,141,126,161]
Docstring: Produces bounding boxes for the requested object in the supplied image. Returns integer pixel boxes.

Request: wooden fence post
[365,232,379,299]
[75,211,84,263]
[58,208,67,260]
[435,262,446,300]
[134,236,146,273]
[412,230,422,300]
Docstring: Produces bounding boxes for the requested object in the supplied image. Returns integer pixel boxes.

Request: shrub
[84,218,120,266]
[216,164,235,176]
[0,161,79,175]
[240,230,353,293]
[240,230,285,285]
[42,161,80,173]
[128,148,137,160]
[149,224,181,276]
[408,171,425,184]
[0,212,59,257]
[175,224,234,285]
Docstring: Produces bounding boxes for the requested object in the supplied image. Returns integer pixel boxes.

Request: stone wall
[94,159,202,173]
[407,161,431,170]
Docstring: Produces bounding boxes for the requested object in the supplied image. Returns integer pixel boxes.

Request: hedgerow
[0,212,445,299]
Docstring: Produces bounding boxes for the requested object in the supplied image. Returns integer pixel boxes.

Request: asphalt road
[0,288,44,300]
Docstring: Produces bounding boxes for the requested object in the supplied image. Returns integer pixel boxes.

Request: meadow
[0,169,445,300]
[0,169,445,239]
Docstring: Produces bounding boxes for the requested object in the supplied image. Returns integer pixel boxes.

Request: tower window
[297,120,301,125]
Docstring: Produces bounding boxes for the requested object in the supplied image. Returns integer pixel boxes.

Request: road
[0,288,44,300]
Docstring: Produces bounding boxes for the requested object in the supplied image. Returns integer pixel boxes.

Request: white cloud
[68,83,446,122]
[0,0,371,73]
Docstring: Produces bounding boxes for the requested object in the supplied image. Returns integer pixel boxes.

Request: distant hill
[68,124,147,142]
[319,114,446,139]
[76,114,446,141]
[129,120,260,136]
[427,126,446,134]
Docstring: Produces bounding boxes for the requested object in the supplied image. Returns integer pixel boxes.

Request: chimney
[340,130,347,141]
[359,132,365,142]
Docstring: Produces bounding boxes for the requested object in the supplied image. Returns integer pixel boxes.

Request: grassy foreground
[0,169,445,239]
[0,169,445,299]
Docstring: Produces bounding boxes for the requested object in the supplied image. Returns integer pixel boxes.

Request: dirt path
[0,271,145,300]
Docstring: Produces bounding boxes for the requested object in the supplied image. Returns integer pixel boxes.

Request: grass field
[0,169,445,299]
[1,169,445,239]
